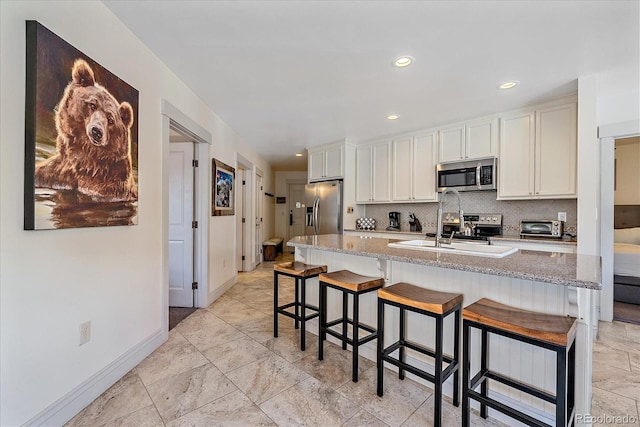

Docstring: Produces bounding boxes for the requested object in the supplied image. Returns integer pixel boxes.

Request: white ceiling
[104,0,639,171]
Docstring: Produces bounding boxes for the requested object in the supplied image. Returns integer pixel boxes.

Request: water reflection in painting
[35,189,137,230]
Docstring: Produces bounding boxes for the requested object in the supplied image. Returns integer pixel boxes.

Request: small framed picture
[212,158,235,216]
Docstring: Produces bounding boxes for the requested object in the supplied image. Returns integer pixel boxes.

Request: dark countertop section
[288,234,600,290]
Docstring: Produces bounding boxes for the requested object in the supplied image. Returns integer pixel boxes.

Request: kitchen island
[287,234,601,426]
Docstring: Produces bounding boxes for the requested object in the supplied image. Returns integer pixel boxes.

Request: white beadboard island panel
[289,234,600,427]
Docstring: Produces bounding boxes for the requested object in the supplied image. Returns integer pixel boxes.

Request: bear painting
[25,21,139,230]
[35,59,138,202]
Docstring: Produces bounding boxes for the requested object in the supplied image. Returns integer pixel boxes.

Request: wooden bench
[263,237,283,261]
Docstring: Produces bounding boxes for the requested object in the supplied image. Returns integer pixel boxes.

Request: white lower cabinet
[392,132,437,202]
[356,141,391,203]
[498,102,577,200]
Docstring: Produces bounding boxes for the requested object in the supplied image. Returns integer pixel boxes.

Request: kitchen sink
[388,240,518,258]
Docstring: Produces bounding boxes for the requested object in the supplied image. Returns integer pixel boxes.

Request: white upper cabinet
[392,132,437,202]
[308,143,344,182]
[356,141,391,203]
[498,102,577,199]
[438,117,497,163]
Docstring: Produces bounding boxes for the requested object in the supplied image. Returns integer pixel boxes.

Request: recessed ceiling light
[393,56,414,68]
[295,153,303,157]
[498,80,519,90]
[387,115,399,120]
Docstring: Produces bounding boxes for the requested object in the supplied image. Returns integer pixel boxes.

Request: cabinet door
[355,145,372,202]
[535,103,577,198]
[466,118,496,159]
[412,133,438,201]
[392,137,413,201]
[498,112,535,199]
[308,150,325,181]
[324,145,343,179]
[372,141,391,201]
[439,125,465,162]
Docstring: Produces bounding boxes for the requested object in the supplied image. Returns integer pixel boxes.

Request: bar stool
[462,298,577,427]
[273,261,327,351]
[318,270,384,382]
[377,282,463,427]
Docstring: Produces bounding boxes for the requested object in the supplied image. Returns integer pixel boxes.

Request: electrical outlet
[558,212,567,222]
[79,321,91,346]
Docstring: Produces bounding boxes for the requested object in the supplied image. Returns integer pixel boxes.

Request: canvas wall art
[24,21,139,230]
[212,159,235,216]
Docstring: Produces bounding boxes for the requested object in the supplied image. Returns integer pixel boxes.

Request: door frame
[599,119,640,322]
[237,154,256,271]
[162,101,211,322]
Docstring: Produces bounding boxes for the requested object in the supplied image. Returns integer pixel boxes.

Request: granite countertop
[288,234,601,290]
[345,229,578,246]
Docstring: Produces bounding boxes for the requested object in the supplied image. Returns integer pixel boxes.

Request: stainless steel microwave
[520,220,564,238]
[436,158,497,192]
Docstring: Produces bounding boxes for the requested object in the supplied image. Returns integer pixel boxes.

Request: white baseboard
[25,328,167,427]
[206,276,237,307]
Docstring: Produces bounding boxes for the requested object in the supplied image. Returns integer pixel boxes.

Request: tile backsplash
[358,192,577,235]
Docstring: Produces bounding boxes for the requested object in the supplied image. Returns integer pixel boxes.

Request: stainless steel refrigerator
[305,180,342,235]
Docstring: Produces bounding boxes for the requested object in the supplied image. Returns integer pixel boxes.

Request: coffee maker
[386,211,401,231]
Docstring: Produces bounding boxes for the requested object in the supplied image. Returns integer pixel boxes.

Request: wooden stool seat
[463,298,577,347]
[273,262,327,352]
[377,283,462,427]
[378,282,463,314]
[319,270,384,292]
[462,298,577,427]
[318,270,384,382]
[274,261,327,277]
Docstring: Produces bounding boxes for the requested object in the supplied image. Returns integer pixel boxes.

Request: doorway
[255,171,264,265]
[287,183,306,252]
[168,139,196,308]
[599,120,640,323]
[236,168,246,272]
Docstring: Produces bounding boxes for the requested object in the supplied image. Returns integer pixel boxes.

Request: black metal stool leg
[377,298,385,397]
[342,291,348,350]
[294,278,300,330]
[399,307,406,380]
[480,328,489,419]
[453,307,460,407]
[434,315,444,427]
[462,320,471,427]
[273,271,279,337]
[318,281,325,360]
[556,347,567,427]
[352,292,359,382]
[300,277,306,351]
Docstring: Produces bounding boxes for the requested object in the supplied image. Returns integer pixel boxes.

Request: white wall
[597,66,640,127]
[0,1,271,425]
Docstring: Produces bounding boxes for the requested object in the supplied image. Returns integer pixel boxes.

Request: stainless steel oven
[436,158,497,192]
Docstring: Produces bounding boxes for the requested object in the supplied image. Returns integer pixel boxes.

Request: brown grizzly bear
[35,59,137,202]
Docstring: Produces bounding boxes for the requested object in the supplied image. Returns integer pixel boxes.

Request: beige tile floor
[67,256,640,427]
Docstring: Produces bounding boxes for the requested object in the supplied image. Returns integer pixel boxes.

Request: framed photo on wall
[24,21,139,230]
[212,158,235,216]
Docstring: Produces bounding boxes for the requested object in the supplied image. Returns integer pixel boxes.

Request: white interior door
[169,142,194,307]
[288,183,306,249]
[255,172,263,264]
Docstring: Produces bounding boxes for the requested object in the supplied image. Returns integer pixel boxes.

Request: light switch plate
[558,212,567,222]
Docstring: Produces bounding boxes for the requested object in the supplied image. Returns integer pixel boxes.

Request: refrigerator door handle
[313,198,320,235]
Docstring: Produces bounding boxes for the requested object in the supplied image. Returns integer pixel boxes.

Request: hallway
[66,257,640,426]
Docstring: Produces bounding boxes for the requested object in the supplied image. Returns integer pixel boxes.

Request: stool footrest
[382,340,458,383]
[471,369,556,404]
[325,318,376,335]
[468,389,550,427]
[324,324,378,346]
[277,302,320,322]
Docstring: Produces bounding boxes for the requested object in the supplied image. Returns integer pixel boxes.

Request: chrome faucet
[436,188,464,247]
